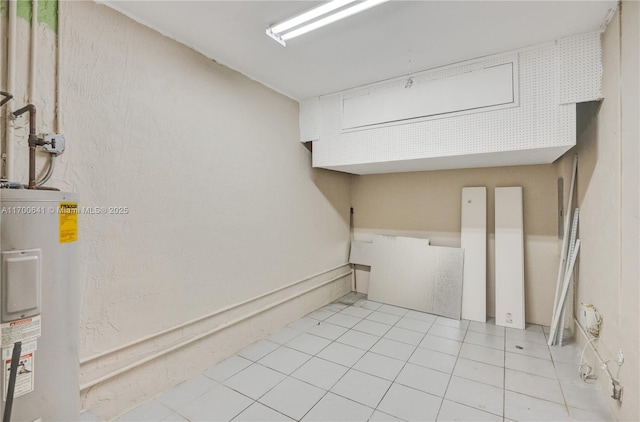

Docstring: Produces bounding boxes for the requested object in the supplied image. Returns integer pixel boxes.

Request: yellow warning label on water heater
[59,202,78,243]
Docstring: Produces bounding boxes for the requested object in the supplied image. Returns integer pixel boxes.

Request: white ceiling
[102,1,617,101]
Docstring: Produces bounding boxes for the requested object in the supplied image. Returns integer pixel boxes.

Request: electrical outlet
[617,349,624,365]
[42,134,65,155]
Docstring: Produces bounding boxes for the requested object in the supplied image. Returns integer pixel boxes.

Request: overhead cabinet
[342,62,517,131]
[300,33,603,175]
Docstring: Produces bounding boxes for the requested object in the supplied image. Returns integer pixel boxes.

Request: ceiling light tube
[267,0,389,46]
[270,0,357,35]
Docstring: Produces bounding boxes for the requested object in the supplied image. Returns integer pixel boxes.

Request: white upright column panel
[494,187,525,329]
[461,187,487,322]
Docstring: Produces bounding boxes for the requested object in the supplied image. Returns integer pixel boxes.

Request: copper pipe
[29,145,36,188]
[0,92,12,108]
[4,103,59,191]
[12,104,38,189]
[12,104,35,136]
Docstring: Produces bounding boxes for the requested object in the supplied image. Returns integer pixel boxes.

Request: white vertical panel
[495,187,525,329]
[461,187,487,322]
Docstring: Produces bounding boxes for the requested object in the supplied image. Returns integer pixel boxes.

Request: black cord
[3,341,22,422]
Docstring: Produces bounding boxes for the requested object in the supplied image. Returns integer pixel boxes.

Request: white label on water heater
[3,351,35,400]
[2,340,37,360]
[0,315,41,347]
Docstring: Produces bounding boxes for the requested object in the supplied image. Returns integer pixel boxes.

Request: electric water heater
[0,189,80,421]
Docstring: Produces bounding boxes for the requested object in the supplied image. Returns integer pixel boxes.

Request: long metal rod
[552,207,580,345]
[80,263,350,364]
[558,208,580,346]
[548,239,581,345]
[3,342,22,422]
[550,155,578,342]
[80,271,352,391]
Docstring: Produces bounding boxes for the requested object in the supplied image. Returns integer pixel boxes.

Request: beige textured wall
[40,1,350,417]
[58,0,351,356]
[557,4,639,420]
[351,164,559,325]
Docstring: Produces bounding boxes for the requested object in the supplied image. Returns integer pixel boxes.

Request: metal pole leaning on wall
[549,154,578,346]
[3,342,22,422]
[549,238,581,345]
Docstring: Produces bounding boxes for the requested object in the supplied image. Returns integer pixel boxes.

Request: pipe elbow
[12,103,36,118]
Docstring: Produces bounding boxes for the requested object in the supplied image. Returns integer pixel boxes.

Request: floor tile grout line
[467,326,506,339]
[545,330,574,420]
[505,363,567,381]
[222,361,289,401]
[226,392,288,422]
[298,389,376,422]
[292,384,330,421]
[458,342,505,368]
[288,323,339,356]
[434,321,469,421]
[162,377,226,418]
[503,387,573,408]
[441,397,505,420]
[250,401,299,422]
[178,379,254,421]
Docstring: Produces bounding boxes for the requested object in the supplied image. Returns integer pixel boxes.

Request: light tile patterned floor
[108,296,615,421]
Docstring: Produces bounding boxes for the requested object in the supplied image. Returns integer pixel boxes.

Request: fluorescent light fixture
[267,0,389,46]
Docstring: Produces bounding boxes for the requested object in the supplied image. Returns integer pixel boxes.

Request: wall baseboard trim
[80,264,352,417]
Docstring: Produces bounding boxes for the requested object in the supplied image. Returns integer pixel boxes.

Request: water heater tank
[0,189,80,421]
